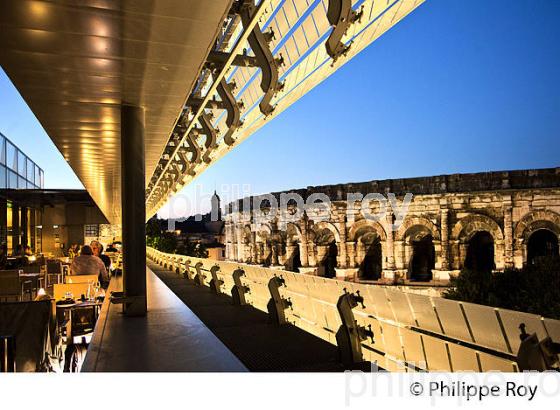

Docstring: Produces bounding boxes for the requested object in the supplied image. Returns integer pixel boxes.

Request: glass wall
[0,132,45,256]
[0,132,44,189]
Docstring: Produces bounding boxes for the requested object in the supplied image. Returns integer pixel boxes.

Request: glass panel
[447,343,480,371]
[8,170,17,188]
[0,135,5,165]
[407,293,442,334]
[27,159,34,182]
[423,334,452,371]
[461,302,509,353]
[497,309,548,355]
[400,328,427,369]
[544,319,560,343]
[0,165,5,189]
[478,352,516,372]
[35,165,40,185]
[432,298,473,343]
[18,176,26,189]
[18,151,26,177]
[385,289,415,326]
[39,169,44,188]
[6,141,16,171]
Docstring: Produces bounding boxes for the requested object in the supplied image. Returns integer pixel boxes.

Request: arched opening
[288,246,301,272]
[313,227,338,278]
[324,242,338,278]
[259,239,272,267]
[359,234,382,280]
[464,231,495,272]
[409,234,435,281]
[527,229,559,266]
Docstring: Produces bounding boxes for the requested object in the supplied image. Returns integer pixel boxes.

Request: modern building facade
[225,168,560,283]
[0,131,114,256]
[0,131,44,254]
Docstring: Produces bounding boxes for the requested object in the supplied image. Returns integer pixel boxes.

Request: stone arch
[310,221,341,244]
[451,213,504,243]
[451,213,504,271]
[396,217,440,242]
[285,222,303,243]
[514,210,560,243]
[348,218,387,242]
[514,210,560,266]
[395,217,439,279]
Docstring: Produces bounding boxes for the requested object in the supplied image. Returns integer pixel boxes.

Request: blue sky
[0,0,558,217]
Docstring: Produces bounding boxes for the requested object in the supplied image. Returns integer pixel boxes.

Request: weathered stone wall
[225,168,560,283]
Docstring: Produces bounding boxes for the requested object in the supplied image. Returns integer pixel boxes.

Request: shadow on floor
[148,260,351,372]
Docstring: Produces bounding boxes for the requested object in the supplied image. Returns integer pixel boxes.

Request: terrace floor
[81,267,247,372]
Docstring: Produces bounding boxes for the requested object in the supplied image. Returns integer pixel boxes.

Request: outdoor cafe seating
[0,252,108,372]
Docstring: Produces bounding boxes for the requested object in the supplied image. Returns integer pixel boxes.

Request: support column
[336,220,347,268]
[21,207,28,248]
[385,211,395,270]
[0,199,7,247]
[235,224,243,261]
[440,207,450,270]
[121,104,147,316]
[503,196,514,269]
[299,218,309,266]
[12,204,19,254]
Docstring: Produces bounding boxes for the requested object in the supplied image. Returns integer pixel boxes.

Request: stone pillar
[225,220,233,260]
[346,241,356,268]
[251,231,258,263]
[121,104,147,316]
[299,219,309,266]
[271,242,279,265]
[440,208,450,270]
[235,224,243,261]
[503,197,514,269]
[385,211,395,269]
[336,219,347,268]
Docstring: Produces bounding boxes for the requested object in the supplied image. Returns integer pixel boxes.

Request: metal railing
[147,247,560,372]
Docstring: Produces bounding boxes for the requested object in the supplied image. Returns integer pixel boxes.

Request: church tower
[211,190,222,221]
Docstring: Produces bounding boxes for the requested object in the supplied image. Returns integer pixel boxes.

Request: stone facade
[224,168,560,283]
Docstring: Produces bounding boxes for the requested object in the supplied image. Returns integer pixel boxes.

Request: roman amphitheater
[224,168,560,283]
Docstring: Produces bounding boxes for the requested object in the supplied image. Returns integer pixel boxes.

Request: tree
[146,218,162,237]
[444,256,560,319]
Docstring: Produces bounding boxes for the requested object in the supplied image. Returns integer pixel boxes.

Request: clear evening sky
[0,0,558,218]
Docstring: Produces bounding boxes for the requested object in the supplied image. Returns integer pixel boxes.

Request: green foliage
[146,218,162,237]
[176,241,209,258]
[147,231,178,254]
[444,257,560,319]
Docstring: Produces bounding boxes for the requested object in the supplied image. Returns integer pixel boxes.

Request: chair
[0,270,22,302]
[65,274,98,284]
[0,299,56,372]
[53,283,92,301]
[46,260,63,287]
[22,264,45,292]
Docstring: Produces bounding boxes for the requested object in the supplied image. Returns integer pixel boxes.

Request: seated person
[105,243,118,253]
[90,241,111,272]
[69,245,109,288]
